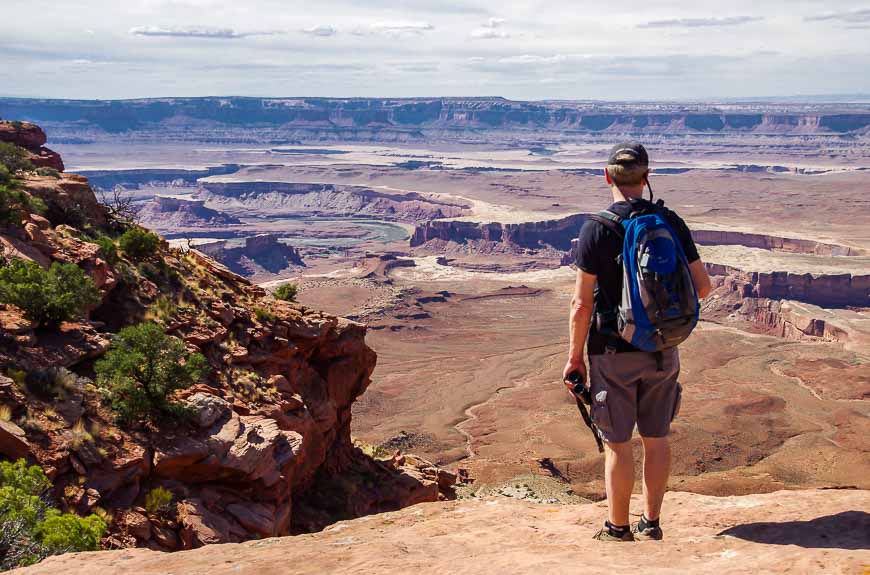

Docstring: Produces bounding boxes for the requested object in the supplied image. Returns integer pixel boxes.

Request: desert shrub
[253,306,276,324]
[0,142,32,174]
[0,460,51,504]
[0,460,106,569]
[95,322,207,424]
[0,260,100,328]
[93,236,119,266]
[150,296,177,323]
[144,487,172,515]
[118,228,160,262]
[34,167,60,179]
[0,184,46,228]
[0,164,10,186]
[273,282,298,302]
[33,511,105,554]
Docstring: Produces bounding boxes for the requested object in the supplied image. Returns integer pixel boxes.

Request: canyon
[1,105,868,572]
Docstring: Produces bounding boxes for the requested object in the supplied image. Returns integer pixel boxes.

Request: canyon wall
[410,214,587,252]
[4,98,870,141]
[202,181,467,222]
[692,229,864,256]
[704,263,869,308]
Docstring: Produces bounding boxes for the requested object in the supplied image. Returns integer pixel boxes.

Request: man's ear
[604,168,613,185]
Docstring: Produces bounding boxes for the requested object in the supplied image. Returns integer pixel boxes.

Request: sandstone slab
[12,489,870,575]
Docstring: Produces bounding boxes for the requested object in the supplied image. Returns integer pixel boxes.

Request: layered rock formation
[136,196,241,230]
[0,121,64,172]
[693,229,864,257]
[705,262,869,308]
[196,234,305,277]
[4,98,870,139]
[0,121,454,554]
[14,489,870,575]
[411,214,586,253]
[202,181,467,222]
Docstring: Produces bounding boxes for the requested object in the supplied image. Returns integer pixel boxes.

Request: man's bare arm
[563,269,597,385]
[689,259,712,300]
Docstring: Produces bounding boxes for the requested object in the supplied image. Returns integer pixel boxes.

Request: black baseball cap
[607,142,649,167]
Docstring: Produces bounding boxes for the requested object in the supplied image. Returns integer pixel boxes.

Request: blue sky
[2,0,870,100]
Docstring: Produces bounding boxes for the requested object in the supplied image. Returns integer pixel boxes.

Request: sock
[605,520,630,536]
[638,515,660,530]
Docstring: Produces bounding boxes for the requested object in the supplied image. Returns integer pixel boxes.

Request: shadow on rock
[718,511,870,550]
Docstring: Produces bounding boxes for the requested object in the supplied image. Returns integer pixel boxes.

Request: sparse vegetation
[93,236,119,266]
[144,487,173,515]
[0,260,100,328]
[95,322,207,424]
[0,183,46,228]
[0,459,106,569]
[253,306,276,324]
[118,228,160,262]
[0,142,33,175]
[273,282,298,302]
[34,167,60,179]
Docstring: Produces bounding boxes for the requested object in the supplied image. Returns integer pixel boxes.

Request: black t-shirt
[575,198,700,355]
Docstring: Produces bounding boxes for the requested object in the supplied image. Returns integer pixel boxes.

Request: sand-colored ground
[17,489,870,575]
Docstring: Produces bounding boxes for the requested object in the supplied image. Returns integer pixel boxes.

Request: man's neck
[611,185,646,203]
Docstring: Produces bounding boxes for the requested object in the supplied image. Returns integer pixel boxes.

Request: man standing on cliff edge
[563,142,712,542]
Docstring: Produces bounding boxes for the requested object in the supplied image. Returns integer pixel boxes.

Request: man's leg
[604,440,634,526]
[640,435,670,521]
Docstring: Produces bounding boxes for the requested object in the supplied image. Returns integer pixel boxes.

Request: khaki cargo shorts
[588,348,682,444]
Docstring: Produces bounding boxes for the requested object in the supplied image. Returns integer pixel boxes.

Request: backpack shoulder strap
[587,210,625,238]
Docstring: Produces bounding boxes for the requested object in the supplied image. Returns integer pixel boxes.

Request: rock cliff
[411,214,586,253]
[0,121,454,556]
[196,234,305,277]
[12,488,870,575]
[4,98,870,140]
[202,181,468,222]
[137,196,241,230]
[705,262,869,308]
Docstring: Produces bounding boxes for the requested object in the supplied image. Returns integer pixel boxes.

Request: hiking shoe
[593,523,635,542]
[633,516,663,541]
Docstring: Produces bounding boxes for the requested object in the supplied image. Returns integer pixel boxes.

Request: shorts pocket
[592,390,614,435]
[670,383,683,422]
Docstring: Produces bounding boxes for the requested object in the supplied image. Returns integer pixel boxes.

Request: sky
[2,0,870,101]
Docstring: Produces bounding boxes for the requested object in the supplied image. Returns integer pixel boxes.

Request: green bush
[273,282,298,302]
[0,142,32,174]
[0,460,51,498]
[0,164,10,186]
[0,459,106,569]
[144,487,173,515]
[0,260,100,328]
[33,511,105,554]
[95,322,207,424]
[93,236,119,266]
[118,228,160,262]
[34,167,60,179]
[0,184,46,228]
[253,306,276,324]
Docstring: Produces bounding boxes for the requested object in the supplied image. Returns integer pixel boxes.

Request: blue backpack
[589,201,699,352]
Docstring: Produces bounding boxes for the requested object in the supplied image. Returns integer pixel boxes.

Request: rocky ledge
[0,120,454,555]
[12,489,869,575]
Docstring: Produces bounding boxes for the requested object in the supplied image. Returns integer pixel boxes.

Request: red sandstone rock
[0,420,31,459]
[0,121,46,149]
[17,489,870,575]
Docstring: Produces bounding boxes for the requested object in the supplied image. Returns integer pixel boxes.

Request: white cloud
[638,16,763,29]
[471,27,509,39]
[805,9,870,24]
[367,21,434,35]
[471,16,509,39]
[129,25,281,38]
[301,25,337,37]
